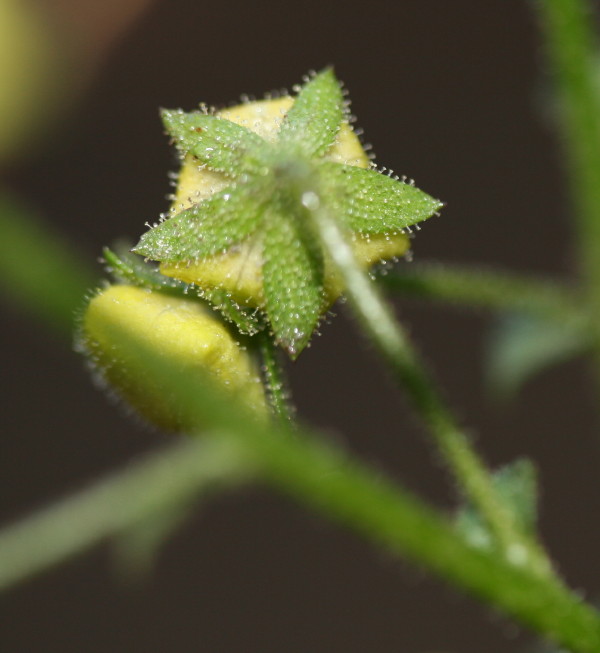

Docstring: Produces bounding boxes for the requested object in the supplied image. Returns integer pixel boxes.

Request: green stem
[537,0,600,346]
[0,191,97,336]
[311,201,553,576]
[0,437,252,591]
[381,261,587,327]
[257,331,295,422]
[237,430,600,653]
[3,322,600,651]
[5,330,599,652]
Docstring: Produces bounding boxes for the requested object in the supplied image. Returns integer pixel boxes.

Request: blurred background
[2,0,598,651]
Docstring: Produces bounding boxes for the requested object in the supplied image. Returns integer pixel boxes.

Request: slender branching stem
[309,199,553,577]
[538,0,600,357]
[6,39,600,650]
[4,332,598,652]
[0,192,96,336]
[381,261,588,328]
[0,437,252,591]
[3,268,600,651]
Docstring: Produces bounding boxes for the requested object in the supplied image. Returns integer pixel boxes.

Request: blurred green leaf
[456,458,538,550]
[486,313,588,399]
[0,190,96,334]
[0,435,253,592]
[111,498,196,582]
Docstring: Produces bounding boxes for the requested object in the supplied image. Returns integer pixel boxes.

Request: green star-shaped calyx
[134,68,442,357]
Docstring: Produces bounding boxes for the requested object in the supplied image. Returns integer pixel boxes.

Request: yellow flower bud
[79,284,266,432]
[0,0,64,161]
[159,97,410,306]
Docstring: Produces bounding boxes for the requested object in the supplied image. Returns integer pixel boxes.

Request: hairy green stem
[0,191,96,336]
[311,201,553,576]
[381,262,587,327]
[2,315,600,651]
[257,331,295,422]
[0,437,252,590]
[537,0,600,351]
[7,327,600,652]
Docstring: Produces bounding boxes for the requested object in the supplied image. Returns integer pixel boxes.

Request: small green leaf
[161,110,271,176]
[104,247,262,336]
[321,162,443,233]
[494,459,538,533]
[456,458,539,549]
[104,245,186,292]
[486,313,588,400]
[134,183,267,262]
[262,210,324,357]
[278,69,345,158]
[112,500,194,582]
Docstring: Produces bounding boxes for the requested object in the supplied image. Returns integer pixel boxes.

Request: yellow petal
[80,284,266,432]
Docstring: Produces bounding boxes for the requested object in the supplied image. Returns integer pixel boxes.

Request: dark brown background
[3,1,600,651]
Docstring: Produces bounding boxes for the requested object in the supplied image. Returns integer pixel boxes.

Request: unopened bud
[78,284,266,432]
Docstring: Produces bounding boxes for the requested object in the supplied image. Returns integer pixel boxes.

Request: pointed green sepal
[262,211,325,357]
[278,68,345,158]
[199,287,264,336]
[141,72,445,359]
[104,245,185,292]
[321,162,443,234]
[161,109,271,176]
[103,247,262,335]
[133,183,267,263]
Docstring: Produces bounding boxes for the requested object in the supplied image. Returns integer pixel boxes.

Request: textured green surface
[136,70,440,356]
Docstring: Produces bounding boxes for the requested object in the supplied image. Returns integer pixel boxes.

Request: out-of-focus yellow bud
[0,0,65,162]
[79,284,266,432]
[159,97,410,306]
